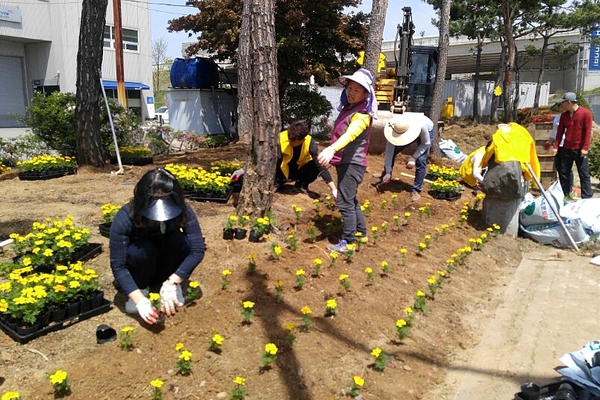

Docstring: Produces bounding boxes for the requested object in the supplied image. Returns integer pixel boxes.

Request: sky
[149,0,439,60]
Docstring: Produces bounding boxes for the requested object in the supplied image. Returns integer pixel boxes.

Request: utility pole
[113,0,127,107]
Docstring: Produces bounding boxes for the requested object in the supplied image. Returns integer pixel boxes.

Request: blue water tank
[170,57,219,89]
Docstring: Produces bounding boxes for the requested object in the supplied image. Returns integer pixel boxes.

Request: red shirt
[555,106,593,151]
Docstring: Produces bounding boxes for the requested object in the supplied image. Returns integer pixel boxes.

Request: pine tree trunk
[75,0,108,167]
[429,0,451,157]
[364,0,388,78]
[236,0,281,218]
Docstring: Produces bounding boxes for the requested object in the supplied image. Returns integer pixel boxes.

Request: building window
[103,25,139,52]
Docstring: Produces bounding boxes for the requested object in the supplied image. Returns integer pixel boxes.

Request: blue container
[170,57,219,89]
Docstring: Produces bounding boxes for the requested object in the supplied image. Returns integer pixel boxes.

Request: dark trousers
[276,160,320,188]
[556,148,593,199]
[336,163,367,243]
[126,230,190,289]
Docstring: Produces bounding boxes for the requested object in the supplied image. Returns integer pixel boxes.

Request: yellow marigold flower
[264,343,278,355]
[300,305,312,315]
[233,376,246,386]
[49,370,68,385]
[295,269,305,276]
[150,379,164,388]
[0,299,8,313]
[371,347,382,358]
[326,298,337,309]
[371,226,378,232]
[179,350,192,361]
[175,342,184,351]
[381,261,388,268]
[353,375,364,387]
[148,292,160,302]
[427,275,436,284]
[330,252,338,260]
[222,269,232,276]
[339,274,349,281]
[416,290,426,297]
[242,300,255,309]
[284,322,296,331]
[396,319,407,328]
[364,267,372,274]
[493,85,503,96]
[212,334,224,345]
[189,281,200,288]
[121,326,134,333]
[313,258,322,266]
[404,307,413,314]
[1,391,21,400]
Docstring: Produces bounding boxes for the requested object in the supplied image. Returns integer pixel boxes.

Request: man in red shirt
[553,92,594,199]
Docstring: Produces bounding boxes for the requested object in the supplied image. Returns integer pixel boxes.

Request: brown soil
[0,123,542,399]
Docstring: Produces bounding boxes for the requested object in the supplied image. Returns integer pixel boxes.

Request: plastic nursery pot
[223,228,235,240]
[248,230,262,243]
[234,228,247,240]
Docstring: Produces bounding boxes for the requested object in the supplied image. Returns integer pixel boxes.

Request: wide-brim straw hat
[383,113,424,146]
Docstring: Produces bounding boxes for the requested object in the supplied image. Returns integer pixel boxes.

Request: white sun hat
[383,112,424,146]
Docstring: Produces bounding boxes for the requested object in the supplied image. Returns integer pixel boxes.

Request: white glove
[160,281,182,316]
[381,173,391,184]
[332,189,338,200]
[317,146,336,166]
[231,168,245,182]
[406,157,416,169]
[136,297,158,324]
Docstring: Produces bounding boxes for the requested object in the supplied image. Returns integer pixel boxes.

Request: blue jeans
[383,141,431,193]
[335,163,366,243]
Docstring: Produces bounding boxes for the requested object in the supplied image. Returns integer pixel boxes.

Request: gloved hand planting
[136,297,158,324]
[160,281,183,316]
[231,168,245,182]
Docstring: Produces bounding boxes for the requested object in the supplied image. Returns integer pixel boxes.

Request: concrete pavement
[426,246,600,400]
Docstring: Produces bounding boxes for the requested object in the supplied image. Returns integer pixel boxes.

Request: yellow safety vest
[482,122,540,182]
[279,130,313,179]
[459,146,486,187]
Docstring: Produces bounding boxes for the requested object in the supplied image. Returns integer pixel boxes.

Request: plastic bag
[519,218,589,248]
[439,139,467,163]
[560,199,600,236]
[519,181,564,227]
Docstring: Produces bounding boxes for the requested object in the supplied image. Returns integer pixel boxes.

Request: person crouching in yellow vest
[230,121,338,198]
[459,146,487,188]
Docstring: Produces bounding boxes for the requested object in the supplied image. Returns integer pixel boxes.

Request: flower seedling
[381,260,390,275]
[417,242,428,253]
[285,232,298,251]
[414,290,427,314]
[324,194,335,209]
[361,200,371,216]
[284,322,296,345]
[404,306,415,326]
[150,379,164,400]
[274,280,284,303]
[148,292,161,311]
[306,222,317,242]
[347,375,364,398]
[225,215,238,230]
[329,252,338,268]
[395,319,411,341]
[381,221,388,234]
[300,305,312,332]
[428,275,440,299]
[325,298,337,317]
[119,326,136,351]
[247,253,257,274]
[371,347,388,372]
[393,215,400,228]
[311,258,322,277]
[371,226,379,243]
[209,333,224,352]
[313,199,321,213]
[338,274,350,291]
[364,267,374,284]
[400,248,408,265]
[404,211,412,224]
[292,204,303,223]
[241,300,255,323]
[260,343,278,367]
[294,269,306,290]
[391,193,399,207]
[174,348,193,375]
[230,376,246,400]
[48,370,71,397]
[269,243,283,259]
[221,269,232,290]
[380,199,387,211]
[185,280,200,303]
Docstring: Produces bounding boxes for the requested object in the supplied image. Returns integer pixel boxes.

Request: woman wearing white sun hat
[317,68,377,253]
[379,111,434,201]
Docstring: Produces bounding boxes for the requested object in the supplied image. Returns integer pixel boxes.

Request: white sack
[560,198,600,236]
[439,139,467,163]
[519,181,564,227]
[520,218,589,248]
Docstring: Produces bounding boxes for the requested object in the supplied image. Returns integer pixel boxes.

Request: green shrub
[588,134,600,180]
[202,134,230,148]
[281,88,332,130]
[16,91,138,157]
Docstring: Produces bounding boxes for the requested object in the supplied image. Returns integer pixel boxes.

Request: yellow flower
[396,319,407,328]
[400,248,408,254]
[264,343,278,355]
[121,326,134,333]
[364,267,372,274]
[189,281,200,289]
[353,375,364,387]
[49,370,68,385]
[233,376,246,386]
[404,307,413,314]
[300,305,312,315]
[493,85,503,96]
[150,379,164,388]
[326,298,337,309]
[175,342,184,351]
[179,350,192,361]
[313,258,322,267]
[0,299,8,313]
[417,290,426,297]
[381,261,388,268]
[212,334,224,345]
[371,347,382,358]
[339,274,349,281]
[242,300,255,309]
[295,269,305,276]
[222,269,232,276]
[1,392,21,400]
[428,275,436,284]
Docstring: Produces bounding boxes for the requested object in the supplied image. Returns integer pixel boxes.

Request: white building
[0,0,154,129]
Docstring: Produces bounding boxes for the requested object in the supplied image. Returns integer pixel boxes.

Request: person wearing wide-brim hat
[379,111,434,201]
[110,168,206,325]
[317,68,378,254]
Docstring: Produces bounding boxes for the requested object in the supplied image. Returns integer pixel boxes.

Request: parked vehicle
[155,106,169,125]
